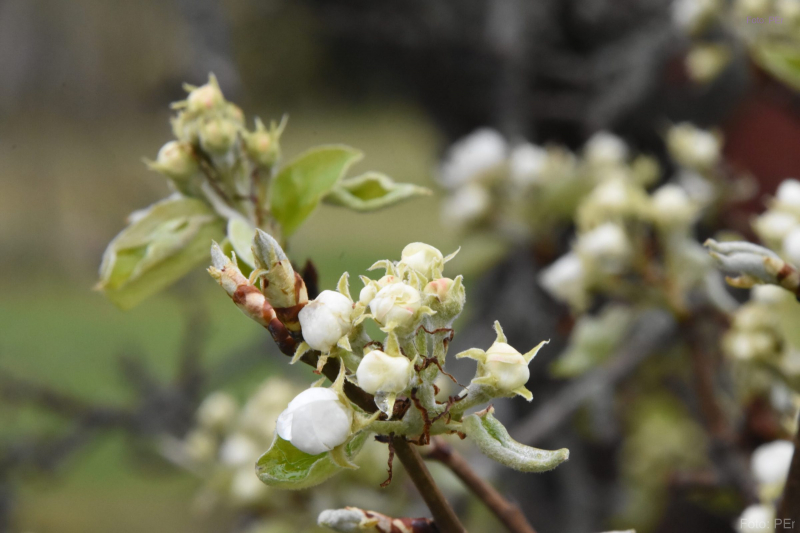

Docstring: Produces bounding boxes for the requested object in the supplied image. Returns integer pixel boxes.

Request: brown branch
[426,437,536,533]
[777,409,800,532]
[391,436,465,533]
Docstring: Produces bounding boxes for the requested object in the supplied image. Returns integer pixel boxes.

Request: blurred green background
[0,2,486,531]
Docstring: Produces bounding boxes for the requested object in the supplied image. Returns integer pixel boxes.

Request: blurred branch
[511,309,677,444]
[425,436,537,533]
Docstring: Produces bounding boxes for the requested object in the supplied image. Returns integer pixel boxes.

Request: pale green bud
[199,117,238,155]
[484,342,530,391]
[149,141,198,180]
[252,229,308,311]
[400,242,444,279]
[667,123,721,170]
[186,76,225,114]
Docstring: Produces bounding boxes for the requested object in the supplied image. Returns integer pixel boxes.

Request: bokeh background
[2,1,800,532]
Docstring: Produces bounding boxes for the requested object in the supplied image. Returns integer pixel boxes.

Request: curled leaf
[256,432,368,490]
[324,172,431,211]
[463,407,569,473]
[97,196,225,309]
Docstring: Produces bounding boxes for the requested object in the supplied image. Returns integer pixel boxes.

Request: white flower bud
[400,242,444,279]
[276,387,353,455]
[591,179,630,210]
[441,183,490,229]
[751,440,795,486]
[220,433,260,466]
[667,123,721,170]
[575,223,631,271]
[776,179,800,209]
[369,282,422,328]
[230,467,268,504]
[754,211,798,244]
[197,391,237,432]
[736,504,775,532]
[651,184,698,228]
[183,429,217,464]
[298,290,353,352]
[686,44,730,84]
[358,275,398,305]
[783,227,800,266]
[356,350,413,394]
[484,342,530,391]
[584,131,628,166]
[509,143,547,186]
[151,141,198,180]
[539,252,586,306]
[751,284,791,304]
[439,128,507,188]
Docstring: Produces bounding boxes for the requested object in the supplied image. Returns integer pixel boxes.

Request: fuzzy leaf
[256,432,368,490]
[463,409,569,473]
[97,196,225,309]
[270,145,363,236]
[323,172,430,211]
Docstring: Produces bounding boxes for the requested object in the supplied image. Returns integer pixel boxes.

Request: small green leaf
[270,145,363,236]
[97,196,225,309]
[323,172,431,212]
[256,432,368,490]
[751,42,800,92]
[463,408,569,473]
[226,217,257,267]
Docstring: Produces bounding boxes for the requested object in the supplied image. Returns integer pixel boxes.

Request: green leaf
[463,408,569,473]
[97,196,225,309]
[751,42,800,92]
[323,172,431,212]
[226,217,257,267]
[270,145,363,236]
[256,432,368,490]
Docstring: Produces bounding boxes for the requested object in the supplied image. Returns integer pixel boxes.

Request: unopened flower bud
[575,223,631,272]
[584,131,628,166]
[200,117,238,155]
[685,44,730,84]
[424,277,455,301]
[539,252,587,307]
[183,429,217,464]
[400,242,444,279]
[509,143,547,186]
[356,350,413,394]
[244,128,277,166]
[784,227,800,266]
[776,179,800,210]
[186,76,225,114]
[754,211,798,245]
[150,141,198,180]
[276,387,353,455]
[667,123,721,170]
[751,440,794,486]
[369,282,422,329]
[439,128,507,188]
[197,391,237,432]
[441,183,490,229]
[484,342,531,391]
[651,184,698,228]
[220,433,260,466]
[298,290,353,353]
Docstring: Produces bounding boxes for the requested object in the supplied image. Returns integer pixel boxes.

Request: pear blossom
[584,131,628,166]
[298,290,353,352]
[196,391,237,432]
[539,252,587,306]
[751,439,794,486]
[754,211,798,244]
[369,282,422,328]
[783,227,800,266]
[439,128,507,188]
[651,184,698,228]
[150,141,198,180]
[220,433,260,466]
[441,183,490,229]
[776,179,800,210]
[575,223,631,271]
[483,342,531,391]
[509,143,547,186]
[276,387,353,455]
[400,243,444,279]
[356,350,413,395]
[667,123,720,169]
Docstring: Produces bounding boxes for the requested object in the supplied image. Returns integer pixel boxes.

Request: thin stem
[426,437,537,533]
[777,409,800,532]
[391,436,466,533]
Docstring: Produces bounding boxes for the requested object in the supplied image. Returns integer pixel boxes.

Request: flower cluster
[208,234,568,496]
